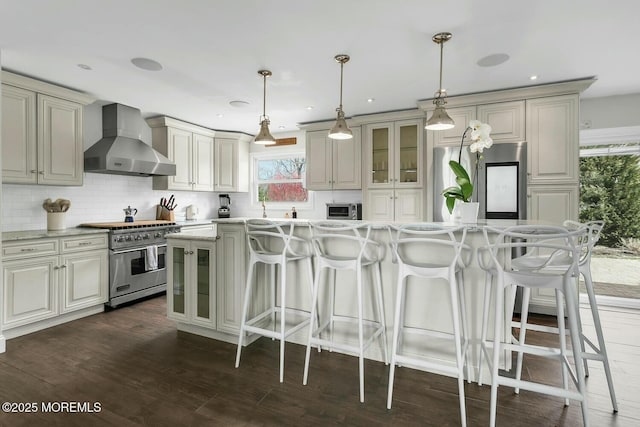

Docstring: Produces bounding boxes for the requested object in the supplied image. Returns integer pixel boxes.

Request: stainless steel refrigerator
[433,142,528,221]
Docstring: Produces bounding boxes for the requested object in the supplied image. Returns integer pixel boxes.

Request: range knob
[125,235,133,241]
[134,235,142,241]
[155,232,163,238]
[142,234,150,240]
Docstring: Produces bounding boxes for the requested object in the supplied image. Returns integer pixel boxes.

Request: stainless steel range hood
[84,103,176,177]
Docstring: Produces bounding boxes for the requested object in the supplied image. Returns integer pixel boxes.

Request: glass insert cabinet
[365,119,423,189]
[167,240,216,327]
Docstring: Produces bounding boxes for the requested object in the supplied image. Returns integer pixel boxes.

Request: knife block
[156,205,175,222]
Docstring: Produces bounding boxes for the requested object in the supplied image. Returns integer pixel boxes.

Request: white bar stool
[386,224,472,427]
[478,225,589,427]
[303,221,388,403]
[235,219,314,383]
[509,220,617,412]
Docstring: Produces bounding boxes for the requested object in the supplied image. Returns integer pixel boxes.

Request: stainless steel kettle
[124,205,138,222]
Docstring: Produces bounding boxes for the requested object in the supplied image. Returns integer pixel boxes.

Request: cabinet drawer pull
[21,248,37,252]
[30,169,37,174]
[78,242,92,246]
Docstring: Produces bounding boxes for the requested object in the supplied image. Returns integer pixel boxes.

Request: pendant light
[254,69,276,145]
[425,32,455,131]
[328,54,353,140]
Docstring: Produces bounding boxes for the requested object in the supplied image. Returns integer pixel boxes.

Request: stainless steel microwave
[326,203,362,220]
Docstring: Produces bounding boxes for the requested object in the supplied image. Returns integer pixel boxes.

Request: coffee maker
[218,194,231,218]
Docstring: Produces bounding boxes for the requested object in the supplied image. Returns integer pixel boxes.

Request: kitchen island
[166,218,551,383]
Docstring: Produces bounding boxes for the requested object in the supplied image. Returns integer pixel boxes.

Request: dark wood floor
[0,295,637,426]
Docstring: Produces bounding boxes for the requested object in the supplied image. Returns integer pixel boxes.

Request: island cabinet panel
[216,224,246,335]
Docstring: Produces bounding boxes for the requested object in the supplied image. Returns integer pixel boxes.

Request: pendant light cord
[262,73,267,119]
[438,39,444,97]
[338,60,344,111]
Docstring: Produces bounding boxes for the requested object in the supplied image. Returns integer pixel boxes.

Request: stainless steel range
[82,221,181,307]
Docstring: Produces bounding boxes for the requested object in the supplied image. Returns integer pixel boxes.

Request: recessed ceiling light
[529,75,538,81]
[131,57,163,71]
[306,106,314,110]
[217,114,224,118]
[278,125,285,129]
[477,53,510,67]
[367,98,375,103]
[77,64,92,70]
[229,100,250,108]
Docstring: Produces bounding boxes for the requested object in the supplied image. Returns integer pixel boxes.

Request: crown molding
[417,78,597,111]
[1,69,95,105]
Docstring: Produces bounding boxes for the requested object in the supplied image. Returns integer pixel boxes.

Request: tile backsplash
[2,174,363,231]
[1,174,219,231]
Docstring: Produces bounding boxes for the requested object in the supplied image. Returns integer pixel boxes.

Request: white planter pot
[454,202,479,223]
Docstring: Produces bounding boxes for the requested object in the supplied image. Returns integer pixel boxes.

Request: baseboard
[2,305,105,340]
[0,335,5,353]
[581,294,640,310]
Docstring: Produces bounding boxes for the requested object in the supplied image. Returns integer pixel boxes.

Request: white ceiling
[2,0,639,136]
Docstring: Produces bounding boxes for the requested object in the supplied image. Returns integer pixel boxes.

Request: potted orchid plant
[441,120,493,216]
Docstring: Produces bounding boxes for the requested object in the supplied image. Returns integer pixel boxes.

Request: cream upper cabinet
[148,117,216,192]
[1,84,37,183]
[526,95,579,184]
[215,134,250,192]
[305,127,361,190]
[431,106,477,147]
[365,119,423,189]
[477,100,525,143]
[432,101,525,147]
[1,71,92,186]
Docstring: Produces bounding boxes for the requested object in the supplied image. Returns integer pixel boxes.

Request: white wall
[581,93,640,129]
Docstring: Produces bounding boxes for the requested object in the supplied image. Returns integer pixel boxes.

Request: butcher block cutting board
[81,220,175,229]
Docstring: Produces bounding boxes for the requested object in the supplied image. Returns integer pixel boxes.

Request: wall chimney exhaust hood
[84,103,176,177]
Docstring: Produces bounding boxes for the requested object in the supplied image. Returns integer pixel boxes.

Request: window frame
[250,150,313,210]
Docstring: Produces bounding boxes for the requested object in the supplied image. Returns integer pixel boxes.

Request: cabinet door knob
[39,171,44,175]
[53,266,59,270]
[30,170,37,174]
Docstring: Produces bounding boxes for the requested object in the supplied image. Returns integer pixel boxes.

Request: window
[252,152,310,207]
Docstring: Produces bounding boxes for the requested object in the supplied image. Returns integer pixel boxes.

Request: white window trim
[250,151,314,210]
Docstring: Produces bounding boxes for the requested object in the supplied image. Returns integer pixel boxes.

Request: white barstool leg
[514,286,531,394]
[236,255,256,368]
[373,262,389,364]
[583,265,618,412]
[555,288,570,406]
[564,280,590,426]
[449,270,467,427]
[387,271,407,409]
[456,269,471,383]
[278,260,287,383]
[478,270,493,386]
[303,263,323,385]
[356,264,365,403]
[489,274,505,427]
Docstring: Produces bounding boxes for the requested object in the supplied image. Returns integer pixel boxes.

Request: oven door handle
[111,244,167,255]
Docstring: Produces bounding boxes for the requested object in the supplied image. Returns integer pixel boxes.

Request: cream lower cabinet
[167,240,216,328]
[526,184,579,314]
[305,127,362,190]
[3,255,59,328]
[2,71,91,186]
[365,188,424,223]
[2,234,108,335]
